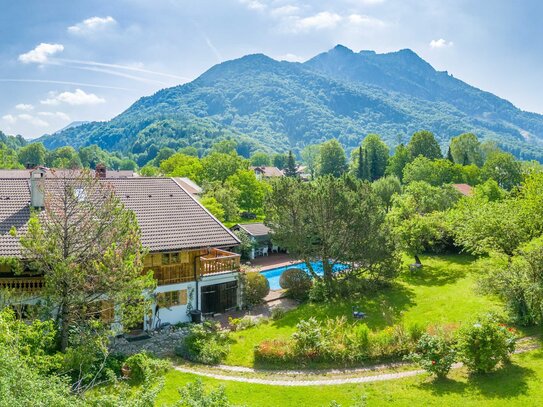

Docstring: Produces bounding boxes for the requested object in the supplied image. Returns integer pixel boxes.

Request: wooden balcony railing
[146,249,241,286]
[0,277,44,292]
[151,263,194,285]
[199,248,240,276]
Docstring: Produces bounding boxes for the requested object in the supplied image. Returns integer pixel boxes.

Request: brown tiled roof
[0,169,136,179]
[0,179,31,257]
[0,177,239,257]
[452,183,473,196]
[232,223,270,237]
[174,177,203,197]
[251,166,284,177]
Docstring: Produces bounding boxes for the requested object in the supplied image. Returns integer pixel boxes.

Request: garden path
[173,337,540,386]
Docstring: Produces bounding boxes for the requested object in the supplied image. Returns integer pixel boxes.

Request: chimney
[95,163,107,179]
[30,167,46,208]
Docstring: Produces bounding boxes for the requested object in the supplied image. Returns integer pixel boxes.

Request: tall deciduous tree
[160,153,204,183]
[18,142,47,168]
[386,143,411,181]
[226,169,268,213]
[482,151,522,190]
[19,171,155,351]
[301,144,321,179]
[250,152,271,166]
[318,139,347,177]
[450,133,483,166]
[266,176,399,282]
[201,152,249,183]
[408,130,442,160]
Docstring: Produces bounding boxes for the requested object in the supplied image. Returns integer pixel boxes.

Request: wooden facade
[144,248,241,286]
[0,248,240,293]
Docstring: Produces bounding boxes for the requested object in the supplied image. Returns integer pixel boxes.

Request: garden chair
[352,306,366,319]
[262,246,269,256]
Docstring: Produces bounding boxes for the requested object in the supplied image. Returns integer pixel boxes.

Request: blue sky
[1,0,542,138]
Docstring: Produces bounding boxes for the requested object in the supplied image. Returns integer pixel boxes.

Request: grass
[156,349,543,406]
[226,254,503,367]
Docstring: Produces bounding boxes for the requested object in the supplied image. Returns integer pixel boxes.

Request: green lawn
[226,254,503,367]
[157,349,543,406]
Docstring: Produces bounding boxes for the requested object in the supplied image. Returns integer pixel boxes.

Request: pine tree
[447,146,454,162]
[356,147,364,179]
[284,150,298,178]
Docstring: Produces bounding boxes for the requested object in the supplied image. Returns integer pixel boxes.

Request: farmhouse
[0,167,241,328]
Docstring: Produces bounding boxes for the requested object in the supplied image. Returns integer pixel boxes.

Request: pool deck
[246,253,300,271]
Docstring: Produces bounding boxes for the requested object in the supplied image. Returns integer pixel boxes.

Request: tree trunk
[59,304,70,352]
[414,255,422,266]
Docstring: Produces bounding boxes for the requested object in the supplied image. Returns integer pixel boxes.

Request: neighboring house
[452,183,473,196]
[251,166,284,180]
[0,167,241,328]
[231,223,278,259]
[174,177,203,200]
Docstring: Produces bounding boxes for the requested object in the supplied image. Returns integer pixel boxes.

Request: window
[157,290,187,308]
[74,187,86,202]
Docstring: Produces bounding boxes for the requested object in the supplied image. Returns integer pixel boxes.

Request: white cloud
[38,111,71,121]
[68,16,117,35]
[271,5,299,17]
[239,0,266,11]
[2,114,17,124]
[18,43,64,64]
[15,103,34,111]
[430,38,454,49]
[18,114,48,126]
[293,11,343,31]
[277,53,305,62]
[348,0,386,5]
[8,114,50,127]
[41,89,106,106]
[348,14,386,28]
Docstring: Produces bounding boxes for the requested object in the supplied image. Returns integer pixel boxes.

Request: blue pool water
[261,261,349,290]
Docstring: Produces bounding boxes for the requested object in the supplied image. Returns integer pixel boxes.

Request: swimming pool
[260,261,350,290]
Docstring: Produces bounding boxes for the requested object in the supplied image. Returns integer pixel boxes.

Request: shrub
[242,272,270,307]
[228,315,261,331]
[406,333,456,378]
[123,352,170,384]
[178,379,234,407]
[455,315,517,373]
[279,268,312,300]
[292,317,325,357]
[308,279,334,302]
[254,339,293,364]
[176,322,230,365]
[271,307,287,320]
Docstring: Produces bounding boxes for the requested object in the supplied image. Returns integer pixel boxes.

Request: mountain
[52,121,90,134]
[39,46,543,162]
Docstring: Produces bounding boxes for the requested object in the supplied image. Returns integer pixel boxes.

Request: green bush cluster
[456,315,517,373]
[176,322,230,365]
[279,268,312,300]
[406,333,456,378]
[241,272,270,307]
[123,352,170,384]
[255,317,426,365]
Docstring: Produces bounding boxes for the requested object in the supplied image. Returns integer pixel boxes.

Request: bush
[242,272,270,307]
[123,352,170,384]
[271,307,287,320]
[455,315,517,373]
[254,339,293,364]
[279,268,312,300]
[176,322,230,365]
[228,315,262,331]
[178,379,234,407]
[406,333,456,378]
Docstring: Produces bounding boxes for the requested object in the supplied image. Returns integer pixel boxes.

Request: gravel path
[174,365,429,386]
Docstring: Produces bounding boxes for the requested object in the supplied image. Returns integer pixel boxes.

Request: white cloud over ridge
[430,38,453,48]
[18,43,64,64]
[41,89,106,106]
[68,16,117,35]
[15,103,34,111]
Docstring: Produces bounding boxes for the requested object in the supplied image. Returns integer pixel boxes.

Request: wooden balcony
[0,277,44,292]
[146,248,241,286]
[199,248,240,276]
